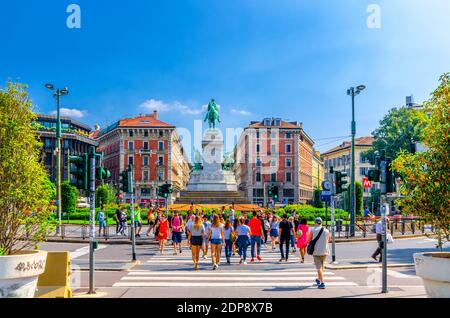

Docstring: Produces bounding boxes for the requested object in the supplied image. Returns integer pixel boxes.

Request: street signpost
[363,177,372,189]
[323,178,336,263]
[88,146,96,294]
[381,200,389,293]
[130,165,137,262]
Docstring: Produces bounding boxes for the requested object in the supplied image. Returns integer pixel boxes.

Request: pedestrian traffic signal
[96,167,111,181]
[120,169,132,193]
[335,171,348,194]
[158,183,173,198]
[69,154,88,191]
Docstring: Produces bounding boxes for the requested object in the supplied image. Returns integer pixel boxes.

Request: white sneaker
[243,261,248,265]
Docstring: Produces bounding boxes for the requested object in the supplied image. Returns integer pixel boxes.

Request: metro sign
[363,178,372,189]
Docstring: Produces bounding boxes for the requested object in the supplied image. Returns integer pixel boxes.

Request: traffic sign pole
[88,146,96,294]
[130,165,137,262]
[331,174,337,264]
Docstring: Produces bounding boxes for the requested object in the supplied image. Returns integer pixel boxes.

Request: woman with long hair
[270,215,280,251]
[208,215,225,270]
[155,213,169,254]
[223,219,235,264]
[296,218,310,263]
[188,216,205,270]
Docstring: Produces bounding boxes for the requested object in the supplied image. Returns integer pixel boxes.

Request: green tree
[393,73,450,243]
[312,187,324,208]
[61,181,78,214]
[95,183,117,207]
[346,181,363,215]
[369,106,427,160]
[0,82,55,255]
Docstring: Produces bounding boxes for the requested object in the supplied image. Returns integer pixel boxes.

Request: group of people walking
[140,208,331,289]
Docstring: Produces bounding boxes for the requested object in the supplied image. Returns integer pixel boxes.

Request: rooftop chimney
[153,110,158,119]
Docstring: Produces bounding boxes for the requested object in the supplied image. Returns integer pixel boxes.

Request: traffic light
[120,168,132,193]
[367,168,380,182]
[335,171,348,194]
[385,157,396,194]
[158,183,173,198]
[272,186,279,200]
[95,153,111,181]
[69,154,88,191]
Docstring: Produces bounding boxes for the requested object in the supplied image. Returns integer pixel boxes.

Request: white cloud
[231,108,252,116]
[140,99,205,115]
[51,108,87,119]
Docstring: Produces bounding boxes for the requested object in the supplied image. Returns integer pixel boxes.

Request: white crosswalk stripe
[114,248,359,288]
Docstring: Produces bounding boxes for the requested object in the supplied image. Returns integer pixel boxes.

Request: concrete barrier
[35,251,72,298]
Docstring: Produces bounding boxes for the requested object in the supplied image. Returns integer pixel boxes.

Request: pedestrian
[229,205,235,224]
[223,219,235,264]
[185,214,195,248]
[258,211,269,248]
[232,217,240,256]
[208,215,225,270]
[187,216,206,270]
[171,211,184,255]
[296,218,309,263]
[120,208,128,236]
[270,215,280,251]
[236,216,251,265]
[155,213,169,254]
[371,217,389,262]
[134,207,143,237]
[115,208,121,234]
[307,217,331,289]
[248,211,264,262]
[98,205,106,237]
[289,216,297,253]
[153,211,161,238]
[146,209,156,236]
[202,215,212,259]
[278,214,295,262]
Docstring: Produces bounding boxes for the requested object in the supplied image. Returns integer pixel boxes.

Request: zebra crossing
[113,247,358,288]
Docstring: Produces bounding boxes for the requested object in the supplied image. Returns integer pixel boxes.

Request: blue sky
[1,0,450,157]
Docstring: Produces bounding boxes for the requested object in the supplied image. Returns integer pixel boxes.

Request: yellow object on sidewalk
[35,251,73,298]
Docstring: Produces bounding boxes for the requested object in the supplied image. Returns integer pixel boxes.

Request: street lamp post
[45,84,69,236]
[347,85,365,237]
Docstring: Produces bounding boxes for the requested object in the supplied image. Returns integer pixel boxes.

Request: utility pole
[347,85,366,237]
[331,173,337,264]
[381,199,389,293]
[130,165,137,261]
[88,146,96,294]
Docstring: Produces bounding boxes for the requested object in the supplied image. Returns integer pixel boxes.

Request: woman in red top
[296,218,310,263]
[155,214,169,254]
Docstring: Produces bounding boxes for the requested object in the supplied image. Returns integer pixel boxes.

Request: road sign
[322,180,332,191]
[320,190,331,202]
[363,178,372,189]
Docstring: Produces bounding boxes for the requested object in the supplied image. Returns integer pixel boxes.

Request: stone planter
[0,250,47,298]
[414,252,450,298]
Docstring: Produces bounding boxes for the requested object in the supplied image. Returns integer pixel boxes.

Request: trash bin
[336,219,343,232]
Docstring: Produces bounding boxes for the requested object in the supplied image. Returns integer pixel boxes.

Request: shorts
[313,255,327,270]
[99,221,106,229]
[203,237,210,244]
[210,238,223,245]
[149,221,155,226]
[172,231,183,243]
[190,236,203,246]
[134,221,142,227]
[270,229,279,237]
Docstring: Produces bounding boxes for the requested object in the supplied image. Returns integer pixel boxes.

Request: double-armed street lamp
[45,83,69,236]
[347,84,366,237]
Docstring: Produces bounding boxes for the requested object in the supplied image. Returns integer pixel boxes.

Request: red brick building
[93,111,190,205]
[234,117,315,205]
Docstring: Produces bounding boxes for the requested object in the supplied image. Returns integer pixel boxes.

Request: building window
[286,172,292,183]
[128,141,134,150]
[129,130,134,137]
[283,188,294,197]
[143,141,149,150]
[286,158,292,167]
[158,156,164,166]
[256,158,262,167]
[271,131,277,139]
[141,188,151,195]
[360,167,369,177]
[128,156,134,166]
[263,118,271,126]
[286,132,292,139]
[143,171,149,182]
[159,131,164,137]
[256,172,261,182]
[271,144,276,154]
[158,141,164,151]
[253,188,264,197]
[158,171,164,181]
[45,153,52,166]
[256,131,260,139]
[271,173,277,182]
[273,119,281,126]
[270,159,276,167]
[256,144,260,153]
[144,131,148,137]
[143,156,149,166]
[286,144,292,153]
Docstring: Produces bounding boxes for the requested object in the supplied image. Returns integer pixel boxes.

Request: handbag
[307,228,324,255]
[230,231,237,243]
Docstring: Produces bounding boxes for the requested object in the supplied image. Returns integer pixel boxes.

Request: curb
[46,238,160,245]
[75,260,140,272]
